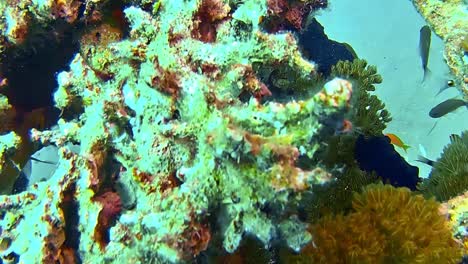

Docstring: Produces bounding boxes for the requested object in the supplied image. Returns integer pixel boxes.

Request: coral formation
[0,0,352,262]
[1,0,462,263]
[411,0,468,98]
[418,131,468,201]
[330,59,391,136]
[264,0,328,31]
[282,184,463,263]
[299,59,393,223]
[440,191,468,255]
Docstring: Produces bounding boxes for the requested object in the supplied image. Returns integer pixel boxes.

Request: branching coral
[282,184,463,263]
[330,59,391,136]
[418,131,468,201]
[301,167,378,223]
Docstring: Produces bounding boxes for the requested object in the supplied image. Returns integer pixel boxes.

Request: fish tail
[416,155,434,166]
[421,67,431,83]
[402,144,410,153]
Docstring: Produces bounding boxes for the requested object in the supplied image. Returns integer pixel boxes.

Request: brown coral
[266,0,327,31]
[191,0,231,43]
[51,0,82,23]
[93,191,122,250]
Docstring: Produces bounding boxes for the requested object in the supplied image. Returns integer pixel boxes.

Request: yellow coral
[283,184,463,263]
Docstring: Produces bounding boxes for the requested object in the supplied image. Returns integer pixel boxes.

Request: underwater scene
[0,0,467,263]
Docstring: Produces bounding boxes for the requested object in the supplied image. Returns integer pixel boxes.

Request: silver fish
[429,98,467,118]
[419,25,431,82]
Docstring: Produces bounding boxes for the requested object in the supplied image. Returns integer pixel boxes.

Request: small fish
[436,79,456,96]
[429,98,468,118]
[0,106,60,194]
[419,25,432,82]
[385,133,410,152]
[416,155,435,166]
[355,135,420,190]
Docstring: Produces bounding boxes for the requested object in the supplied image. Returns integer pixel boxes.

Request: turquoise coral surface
[0,0,355,262]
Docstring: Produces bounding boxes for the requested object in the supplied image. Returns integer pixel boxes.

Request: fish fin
[30,157,57,165]
[416,155,434,166]
[435,85,452,97]
[402,144,410,153]
[418,144,427,157]
[427,121,438,135]
[421,67,431,83]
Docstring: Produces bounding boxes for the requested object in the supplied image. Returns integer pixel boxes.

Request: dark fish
[354,134,420,190]
[419,25,431,82]
[429,98,468,118]
[416,134,459,166]
[416,155,435,166]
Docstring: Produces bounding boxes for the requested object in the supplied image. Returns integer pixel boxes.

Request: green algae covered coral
[281,183,463,264]
[0,0,352,263]
[418,131,468,201]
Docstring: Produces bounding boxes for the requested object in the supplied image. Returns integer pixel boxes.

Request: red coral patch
[191,0,231,43]
[93,191,122,250]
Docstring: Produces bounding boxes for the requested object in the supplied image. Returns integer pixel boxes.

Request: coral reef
[281,184,463,263]
[0,0,352,262]
[418,131,468,201]
[330,59,391,136]
[298,59,394,223]
[263,0,328,31]
[440,191,468,255]
[411,0,468,98]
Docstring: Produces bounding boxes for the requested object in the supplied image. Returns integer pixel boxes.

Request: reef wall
[0,0,353,262]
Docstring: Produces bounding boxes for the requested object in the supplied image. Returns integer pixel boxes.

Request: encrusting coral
[281,183,463,264]
[0,0,350,262]
[418,131,468,201]
[440,191,468,255]
[411,0,468,97]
